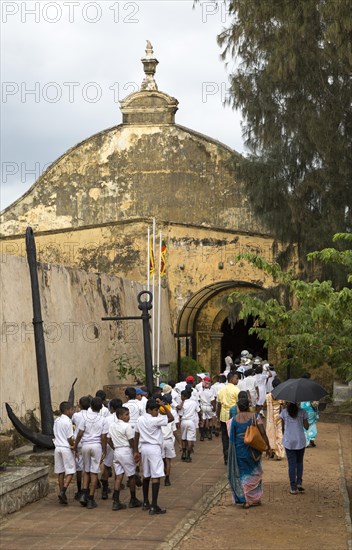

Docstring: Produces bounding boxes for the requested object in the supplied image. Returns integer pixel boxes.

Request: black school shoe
[112,501,127,511]
[149,505,166,515]
[79,492,88,507]
[86,499,98,509]
[129,497,142,508]
[142,501,150,511]
[58,491,68,505]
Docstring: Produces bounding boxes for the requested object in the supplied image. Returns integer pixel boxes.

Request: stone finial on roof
[141,40,159,91]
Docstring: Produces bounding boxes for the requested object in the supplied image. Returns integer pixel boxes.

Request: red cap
[186,376,194,382]
[203,376,211,382]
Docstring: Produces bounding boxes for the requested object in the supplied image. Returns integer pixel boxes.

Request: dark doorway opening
[221,317,267,369]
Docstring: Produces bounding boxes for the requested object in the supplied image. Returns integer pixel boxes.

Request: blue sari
[227,410,263,505]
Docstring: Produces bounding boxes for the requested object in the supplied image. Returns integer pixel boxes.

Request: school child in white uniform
[162,417,177,486]
[255,365,272,413]
[72,395,91,500]
[134,398,174,515]
[100,398,121,499]
[135,387,148,413]
[108,406,141,511]
[124,387,143,431]
[53,401,76,505]
[242,369,259,409]
[73,397,108,509]
[177,389,201,462]
[89,390,110,417]
[198,377,216,441]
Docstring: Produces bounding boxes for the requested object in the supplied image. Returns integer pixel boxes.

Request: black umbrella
[271,378,328,403]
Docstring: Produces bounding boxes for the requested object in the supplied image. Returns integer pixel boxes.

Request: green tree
[228,233,352,381]
[205,0,352,272]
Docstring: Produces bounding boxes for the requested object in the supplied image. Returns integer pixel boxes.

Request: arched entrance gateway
[175,281,267,378]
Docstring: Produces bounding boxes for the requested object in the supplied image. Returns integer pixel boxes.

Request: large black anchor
[6,227,55,450]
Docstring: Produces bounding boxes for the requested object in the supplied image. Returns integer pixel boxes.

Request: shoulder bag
[244,414,268,453]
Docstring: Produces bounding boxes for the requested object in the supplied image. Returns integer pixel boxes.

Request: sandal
[242,501,261,509]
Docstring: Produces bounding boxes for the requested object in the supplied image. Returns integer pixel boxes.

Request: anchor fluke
[6,403,55,450]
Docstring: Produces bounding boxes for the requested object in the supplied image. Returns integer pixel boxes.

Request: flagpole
[152,218,156,374]
[147,225,150,291]
[157,231,162,386]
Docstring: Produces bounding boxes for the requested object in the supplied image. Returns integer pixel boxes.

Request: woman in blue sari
[227,392,270,508]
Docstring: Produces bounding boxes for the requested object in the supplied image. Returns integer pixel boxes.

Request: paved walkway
[1,423,351,550]
[0,436,227,550]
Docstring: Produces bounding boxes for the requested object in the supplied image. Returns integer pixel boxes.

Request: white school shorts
[181,419,196,442]
[75,447,83,472]
[162,438,176,459]
[140,443,164,478]
[82,443,102,474]
[200,404,214,420]
[103,445,114,468]
[54,447,76,475]
[113,447,136,477]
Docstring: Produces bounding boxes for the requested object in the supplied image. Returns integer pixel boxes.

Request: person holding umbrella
[279,402,309,494]
[270,377,327,494]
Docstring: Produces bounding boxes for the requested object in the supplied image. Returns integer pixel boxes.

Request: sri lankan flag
[150,238,155,276]
[160,238,167,277]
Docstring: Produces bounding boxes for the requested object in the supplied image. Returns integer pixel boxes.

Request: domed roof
[0,43,267,237]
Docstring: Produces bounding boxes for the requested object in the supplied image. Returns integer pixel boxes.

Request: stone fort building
[1,44,294,389]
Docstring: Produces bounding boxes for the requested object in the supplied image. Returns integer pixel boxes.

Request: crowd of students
[53,351,317,514]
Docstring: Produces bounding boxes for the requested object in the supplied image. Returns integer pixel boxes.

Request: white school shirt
[162,420,177,441]
[171,388,181,406]
[179,399,200,421]
[266,371,277,393]
[78,411,108,445]
[125,399,142,428]
[105,412,117,430]
[88,404,110,417]
[212,382,226,397]
[245,376,258,394]
[190,388,200,403]
[174,381,187,394]
[255,373,269,405]
[198,387,216,407]
[224,355,234,371]
[135,413,168,446]
[72,410,88,433]
[109,419,134,448]
[53,414,73,448]
[237,379,247,391]
[138,396,148,414]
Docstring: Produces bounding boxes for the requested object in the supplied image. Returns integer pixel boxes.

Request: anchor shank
[26,227,54,438]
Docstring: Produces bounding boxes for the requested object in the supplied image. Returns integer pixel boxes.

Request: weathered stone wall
[0,221,294,334]
[0,124,269,238]
[0,254,175,432]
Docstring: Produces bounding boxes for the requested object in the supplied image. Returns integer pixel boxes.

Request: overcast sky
[1,0,245,211]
